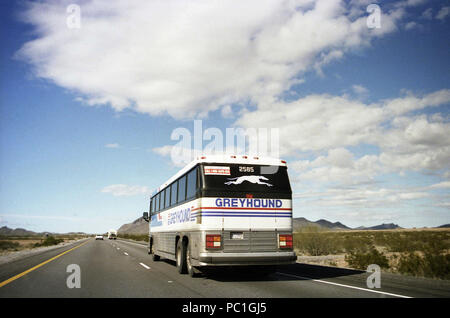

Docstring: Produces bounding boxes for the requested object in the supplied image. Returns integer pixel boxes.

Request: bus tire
[186,243,199,277]
[150,240,160,261]
[176,241,187,274]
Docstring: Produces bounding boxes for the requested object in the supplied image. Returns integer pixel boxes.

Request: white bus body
[144,155,296,276]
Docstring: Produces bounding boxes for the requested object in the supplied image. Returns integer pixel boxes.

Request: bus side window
[186,167,197,199]
[178,176,186,203]
[171,181,178,206]
[161,189,166,210]
[155,193,160,213]
[165,185,171,208]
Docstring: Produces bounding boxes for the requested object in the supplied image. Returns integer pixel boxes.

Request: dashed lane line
[276,272,412,298]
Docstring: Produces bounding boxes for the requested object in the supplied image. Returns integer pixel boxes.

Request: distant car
[95,235,104,240]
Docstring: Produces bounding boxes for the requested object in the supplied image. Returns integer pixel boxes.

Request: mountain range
[2,219,448,237]
[0,226,86,236]
[0,226,40,236]
[116,216,404,234]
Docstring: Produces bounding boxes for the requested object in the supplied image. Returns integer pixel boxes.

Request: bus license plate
[231,232,244,240]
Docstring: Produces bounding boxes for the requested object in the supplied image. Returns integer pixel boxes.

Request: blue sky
[1,0,449,233]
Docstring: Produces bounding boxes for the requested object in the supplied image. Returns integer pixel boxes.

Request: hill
[356,223,402,230]
[293,217,351,231]
[0,226,39,236]
[292,218,405,231]
[117,217,148,234]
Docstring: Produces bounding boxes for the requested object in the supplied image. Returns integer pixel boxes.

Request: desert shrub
[423,253,450,279]
[294,226,342,256]
[292,229,450,278]
[345,247,389,270]
[118,233,149,242]
[0,240,20,251]
[385,231,449,253]
[342,235,372,254]
[373,232,391,247]
[34,236,64,247]
[398,252,450,279]
[397,252,423,275]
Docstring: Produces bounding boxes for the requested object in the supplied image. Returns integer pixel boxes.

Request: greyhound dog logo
[224,175,273,187]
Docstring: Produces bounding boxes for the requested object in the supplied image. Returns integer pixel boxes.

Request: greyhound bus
[143,155,296,276]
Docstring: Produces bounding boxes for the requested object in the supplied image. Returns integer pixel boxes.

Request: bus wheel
[150,241,160,261]
[176,241,187,274]
[186,244,199,277]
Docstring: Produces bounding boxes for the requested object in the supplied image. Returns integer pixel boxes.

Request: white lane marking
[276,272,412,299]
[140,263,150,269]
[117,248,120,250]
[124,252,129,256]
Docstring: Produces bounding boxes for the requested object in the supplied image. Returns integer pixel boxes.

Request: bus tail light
[206,234,222,249]
[279,234,293,249]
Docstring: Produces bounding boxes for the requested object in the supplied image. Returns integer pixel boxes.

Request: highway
[0,238,449,298]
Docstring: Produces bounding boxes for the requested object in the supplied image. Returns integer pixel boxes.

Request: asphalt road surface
[0,238,449,298]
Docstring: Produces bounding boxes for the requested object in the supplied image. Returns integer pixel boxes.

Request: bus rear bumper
[196,251,297,266]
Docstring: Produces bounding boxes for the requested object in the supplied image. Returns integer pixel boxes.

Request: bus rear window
[202,164,291,195]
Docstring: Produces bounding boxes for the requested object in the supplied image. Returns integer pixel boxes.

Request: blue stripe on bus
[201,215,292,218]
[192,213,291,216]
[189,215,291,217]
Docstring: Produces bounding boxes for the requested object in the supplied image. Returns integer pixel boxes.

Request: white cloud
[101,184,151,196]
[220,105,234,119]
[17,0,413,119]
[294,186,431,210]
[314,50,344,77]
[236,94,384,154]
[351,84,369,97]
[105,143,119,148]
[436,6,450,20]
[383,89,450,116]
[404,21,420,30]
[428,181,450,189]
[421,8,433,20]
[235,89,450,175]
[291,148,381,186]
[378,115,450,172]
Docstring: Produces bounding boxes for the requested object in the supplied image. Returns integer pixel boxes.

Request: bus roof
[153,155,288,196]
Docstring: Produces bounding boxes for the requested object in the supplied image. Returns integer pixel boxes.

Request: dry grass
[0,235,85,254]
